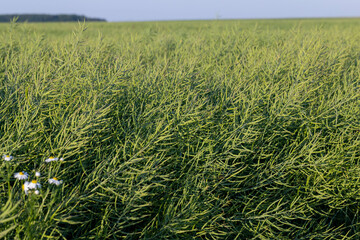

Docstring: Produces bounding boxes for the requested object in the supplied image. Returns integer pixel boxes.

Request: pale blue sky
[1,0,359,22]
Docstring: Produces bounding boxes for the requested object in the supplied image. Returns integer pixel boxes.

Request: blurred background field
[1,18,360,239]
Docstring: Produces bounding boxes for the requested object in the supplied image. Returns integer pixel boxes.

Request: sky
[1,0,359,22]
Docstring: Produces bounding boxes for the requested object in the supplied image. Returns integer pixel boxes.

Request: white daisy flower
[14,171,29,180]
[45,156,64,162]
[35,171,41,177]
[34,190,40,195]
[22,183,28,195]
[48,177,63,186]
[27,180,41,189]
[23,180,41,195]
[2,155,14,161]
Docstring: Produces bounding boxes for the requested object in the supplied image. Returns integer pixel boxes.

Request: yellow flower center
[22,184,25,190]
[53,177,58,180]
[31,180,37,184]
[19,172,24,175]
[49,156,54,159]
[5,155,9,158]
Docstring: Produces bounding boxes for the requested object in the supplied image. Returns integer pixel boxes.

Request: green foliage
[1,19,360,239]
[0,14,106,22]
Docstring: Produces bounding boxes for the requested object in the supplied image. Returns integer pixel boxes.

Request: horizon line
[1,13,360,23]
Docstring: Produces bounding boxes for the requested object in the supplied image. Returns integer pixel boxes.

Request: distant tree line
[0,14,106,22]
